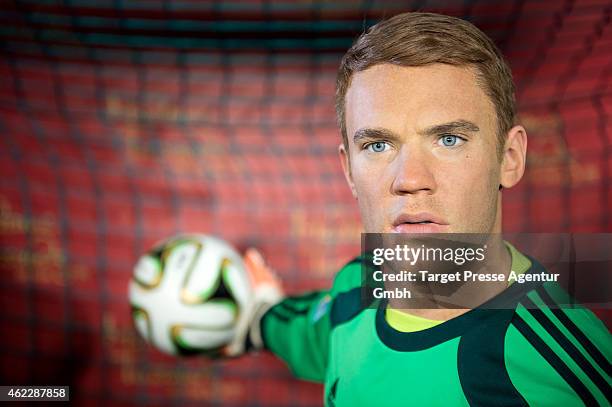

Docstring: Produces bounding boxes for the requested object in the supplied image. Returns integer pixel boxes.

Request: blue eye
[438,135,465,147]
[366,142,389,153]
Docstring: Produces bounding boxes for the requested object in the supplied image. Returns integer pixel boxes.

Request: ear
[338,143,357,198]
[500,125,527,189]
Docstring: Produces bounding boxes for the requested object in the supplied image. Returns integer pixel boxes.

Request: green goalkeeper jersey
[261,249,612,406]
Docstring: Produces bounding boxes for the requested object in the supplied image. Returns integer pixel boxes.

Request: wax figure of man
[237,12,611,407]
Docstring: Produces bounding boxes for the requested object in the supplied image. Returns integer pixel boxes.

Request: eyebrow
[352,120,480,144]
[353,127,399,144]
[419,120,480,136]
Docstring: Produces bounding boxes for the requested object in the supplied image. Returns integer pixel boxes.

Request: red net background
[0,1,610,405]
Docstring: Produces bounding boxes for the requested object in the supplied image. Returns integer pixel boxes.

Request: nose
[390,145,436,195]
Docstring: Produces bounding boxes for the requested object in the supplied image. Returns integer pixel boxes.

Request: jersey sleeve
[260,259,362,382]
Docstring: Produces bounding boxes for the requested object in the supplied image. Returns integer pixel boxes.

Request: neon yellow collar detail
[386,241,532,332]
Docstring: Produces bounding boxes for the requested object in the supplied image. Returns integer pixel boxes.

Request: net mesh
[0,0,610,405]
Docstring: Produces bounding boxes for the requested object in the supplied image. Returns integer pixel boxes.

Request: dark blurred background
[0,0,610,405]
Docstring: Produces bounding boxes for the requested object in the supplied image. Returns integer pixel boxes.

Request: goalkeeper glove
[224,248,284,356]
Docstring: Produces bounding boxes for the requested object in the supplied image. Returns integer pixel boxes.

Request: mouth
[391,213,449,233]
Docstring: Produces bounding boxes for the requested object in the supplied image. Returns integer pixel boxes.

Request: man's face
[341,63,503,234]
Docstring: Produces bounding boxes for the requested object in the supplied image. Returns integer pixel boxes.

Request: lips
[391,213,449,233]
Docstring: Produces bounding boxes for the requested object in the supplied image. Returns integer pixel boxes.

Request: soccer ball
[128,234,252,356]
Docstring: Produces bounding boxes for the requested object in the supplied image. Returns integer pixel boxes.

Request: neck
[388,236,512,322]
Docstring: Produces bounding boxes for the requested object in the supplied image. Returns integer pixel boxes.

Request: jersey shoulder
[329,257,364,296]
[506,280,612,406]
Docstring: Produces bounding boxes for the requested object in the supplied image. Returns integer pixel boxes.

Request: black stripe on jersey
[264,293,325,324]
[266,307,291,323]
[512,314,598,406]
[277,293,321,316]
[520,296,612,405]
[326,378,339,407]
[536,285,612,378]
[458,308,528,406]
[330,287,370,328]
[277,302,309,316]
